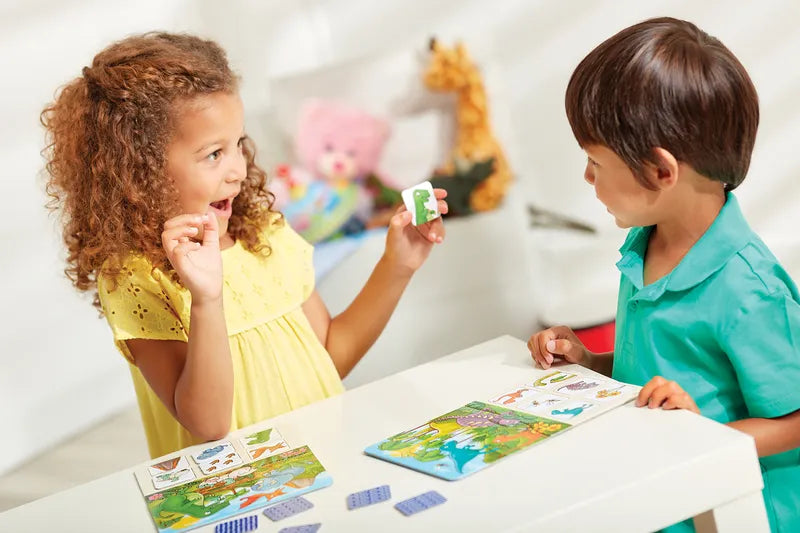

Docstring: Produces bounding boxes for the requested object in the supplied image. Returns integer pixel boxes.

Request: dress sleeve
[98,258,189,364]
[718,288,800,418]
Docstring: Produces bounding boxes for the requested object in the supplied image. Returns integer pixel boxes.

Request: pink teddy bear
[272,100,398,238]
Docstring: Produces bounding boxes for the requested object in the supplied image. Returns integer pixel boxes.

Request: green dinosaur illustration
[244,429,274,446]
[155,492,229,519]
[413,189,437,225]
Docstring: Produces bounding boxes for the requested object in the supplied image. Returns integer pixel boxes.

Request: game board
[365,369,639,480]
[134,428,331,532]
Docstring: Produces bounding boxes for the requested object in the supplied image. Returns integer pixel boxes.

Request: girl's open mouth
[209,197,232,217]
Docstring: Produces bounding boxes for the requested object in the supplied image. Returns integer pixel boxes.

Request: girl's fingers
[438,200,449,215]
[433,188,448,200]
[424,216,445,243]
[390,210,413,229]
[169,241,201,266]
[164,214,205,230]
[162,225,200,248]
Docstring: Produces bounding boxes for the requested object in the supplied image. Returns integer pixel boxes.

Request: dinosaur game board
[134,428,331,533]
[365,369,639,480]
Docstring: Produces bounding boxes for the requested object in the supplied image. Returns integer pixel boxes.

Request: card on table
[147,455,190,478]
[191,440,244,475]
[263,496,314,521]
[401,180,440,226]
[346,484,391,510]
[214,515,258,533]
[278,524,321,533]
[151,467,196,490]
[239,428,289,461]
[394,490,447,516]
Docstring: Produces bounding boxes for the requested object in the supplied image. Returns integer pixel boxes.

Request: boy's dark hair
[565,17,759,190]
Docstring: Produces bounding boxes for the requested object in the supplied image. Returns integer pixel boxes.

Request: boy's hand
[162,213,223,304]
[383,188,448,275]
[528,325,591,369]
[636,376,700,414]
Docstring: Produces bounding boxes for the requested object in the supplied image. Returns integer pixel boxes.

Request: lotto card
[401,181,440,226]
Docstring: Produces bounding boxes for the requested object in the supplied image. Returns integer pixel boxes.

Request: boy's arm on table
[729,410,800,457]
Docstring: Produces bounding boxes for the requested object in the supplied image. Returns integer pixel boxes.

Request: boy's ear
[651,147,679,190]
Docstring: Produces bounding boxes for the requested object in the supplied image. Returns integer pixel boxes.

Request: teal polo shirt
[613,193,800,533]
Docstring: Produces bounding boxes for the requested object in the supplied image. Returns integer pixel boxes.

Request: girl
[41,32,447,458]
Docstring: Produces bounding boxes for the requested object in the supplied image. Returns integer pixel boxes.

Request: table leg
[693,491,770,533]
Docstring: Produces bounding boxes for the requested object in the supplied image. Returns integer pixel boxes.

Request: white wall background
[1,0,799,474]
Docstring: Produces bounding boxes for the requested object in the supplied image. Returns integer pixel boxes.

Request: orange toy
[423,38,512,211]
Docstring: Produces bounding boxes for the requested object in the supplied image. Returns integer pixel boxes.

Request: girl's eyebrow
[194,132,246,154]
[194,139,224,154]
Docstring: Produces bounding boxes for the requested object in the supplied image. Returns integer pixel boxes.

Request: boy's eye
[207,149,222,161]
[587,157,599,167]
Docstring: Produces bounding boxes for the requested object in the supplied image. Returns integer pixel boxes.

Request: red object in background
[574,321,616,354]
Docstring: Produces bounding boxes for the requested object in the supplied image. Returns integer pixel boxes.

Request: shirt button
[630,302,638,310]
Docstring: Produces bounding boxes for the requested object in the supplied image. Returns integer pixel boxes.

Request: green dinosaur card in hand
[402,180,440,226]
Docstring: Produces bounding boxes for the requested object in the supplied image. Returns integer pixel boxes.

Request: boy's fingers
[647,385,671,409]
[528,335,547,369]
[636,376,666,407]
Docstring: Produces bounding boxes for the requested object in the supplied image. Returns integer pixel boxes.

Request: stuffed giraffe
[423,38,512,212]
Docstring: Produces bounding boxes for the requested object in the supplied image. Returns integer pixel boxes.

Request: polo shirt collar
[616,193,753,295]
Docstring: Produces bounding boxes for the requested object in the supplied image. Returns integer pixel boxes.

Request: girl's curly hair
[41,32,278,309]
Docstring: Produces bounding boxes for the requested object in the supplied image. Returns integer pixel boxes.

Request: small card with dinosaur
[401,180,440,226]
[239,428,289,461]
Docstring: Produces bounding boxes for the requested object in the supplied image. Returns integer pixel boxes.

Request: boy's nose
[584,165,595,185]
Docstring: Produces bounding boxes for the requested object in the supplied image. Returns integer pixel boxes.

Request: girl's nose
[226,151,247,183]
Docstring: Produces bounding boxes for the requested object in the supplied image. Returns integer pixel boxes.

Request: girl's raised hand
[162,213,223,304]
[384,188,448,275]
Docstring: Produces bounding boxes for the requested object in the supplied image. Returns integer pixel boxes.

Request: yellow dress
[97,221,344,459]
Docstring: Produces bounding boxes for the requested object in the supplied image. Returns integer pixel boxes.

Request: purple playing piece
[394,490,447,516]
[278,524,321,533]
[346,484,391,510]
[214,514,258,533]
[263,496,314,521]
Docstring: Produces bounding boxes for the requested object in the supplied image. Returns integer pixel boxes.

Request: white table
[0,336,769,533]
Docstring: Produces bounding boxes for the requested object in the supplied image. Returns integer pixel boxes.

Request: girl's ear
[651,147,679,190]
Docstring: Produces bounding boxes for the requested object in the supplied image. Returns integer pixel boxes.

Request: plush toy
[423,38,512,213]
[271,100,400,243]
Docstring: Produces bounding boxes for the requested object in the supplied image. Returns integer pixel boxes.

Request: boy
[529,17,800,533]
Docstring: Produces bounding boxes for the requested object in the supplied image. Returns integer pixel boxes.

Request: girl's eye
[588,157,599,167]
[237,136,246,148]
[207,149,222,161]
